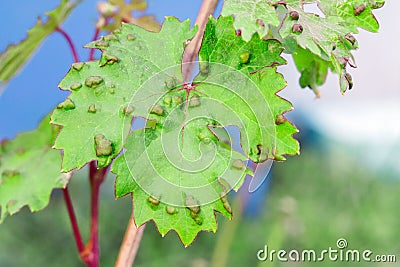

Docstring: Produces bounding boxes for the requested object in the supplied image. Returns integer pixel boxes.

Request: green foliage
[198,16,299,160]
[0,0,384,252]
[113,16,299,245]
[113,126,246,245]
[51,17,196,172]
[0,116,70,223]
[0,0,79,85]
[222,0,384,93]
[221,0,279,41]
[317,0,384,32]
[100,0,160,32]
[292,47,330,97]
[52,15,299,245]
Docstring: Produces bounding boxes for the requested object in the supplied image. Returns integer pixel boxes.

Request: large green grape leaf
[0,116,70,223]
[0,0,80,85]
[112,111,250,245]
[221,0,280,41]
[112,16,299,246]
[222,0,384,93]
[51,17,197,171]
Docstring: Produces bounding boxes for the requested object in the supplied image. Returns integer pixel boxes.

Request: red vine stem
[79,161,109,267]
[56,27,80,62]
[63,186,85,253]
[89,27,100,61]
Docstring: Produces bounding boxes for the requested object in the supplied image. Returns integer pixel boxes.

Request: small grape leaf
[222,0,383,93]
[277,4,356,93]
[112,16,299,246]
[292,47,330,97]
[281,1,383,93]
[101,0,160,32]
[0,116,70,223]
[51,18,197,171]
[0,0,80,85]
[317,0,383,33]
[221,0,280,41]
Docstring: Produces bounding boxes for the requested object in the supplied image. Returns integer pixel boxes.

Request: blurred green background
[0,144,398,266]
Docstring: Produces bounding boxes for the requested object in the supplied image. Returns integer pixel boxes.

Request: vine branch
[56,27,79,62]
[115,200,146,267]
[89,28,100,61]
[62,181,85,253]
[89,16,111,61]
[182,0,220,82]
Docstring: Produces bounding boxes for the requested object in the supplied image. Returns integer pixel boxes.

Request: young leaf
[317,0,383,33]
[101,0,160,32]
[51,18,197,171]
[0,116,70,223]
[0,0,80,85]
[112,16,299,246]
[292,47,330,97]
[221,0,280,41]
[222,0,384,93]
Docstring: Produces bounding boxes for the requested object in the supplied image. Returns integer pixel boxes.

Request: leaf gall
[70,82,82,91]
[292,24,303,34]
[354,4,365,16]
[150,104,164,116]
[88,104,97,113]
[57,99,75,110]
[166,206,177,215]
[72,62,85,71]
[148,195,160,206]
[232,159,245,170]
[94,134,113,157]
[239,52,250,64]
[85,76,104,88]
[289,11,299,20]
[189,94,201,107]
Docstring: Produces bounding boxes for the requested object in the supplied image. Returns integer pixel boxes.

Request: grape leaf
[101,0,160,32]
[51,18,197,171]
[0,116,70,223]
[197,16,299,161]
[292,45,330,97]
[317,0,383,33]
[221,0,280,41]
[112,16,299,246]
[0,0,79,85]
[222,0,384,93]
[112,110,250,245]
